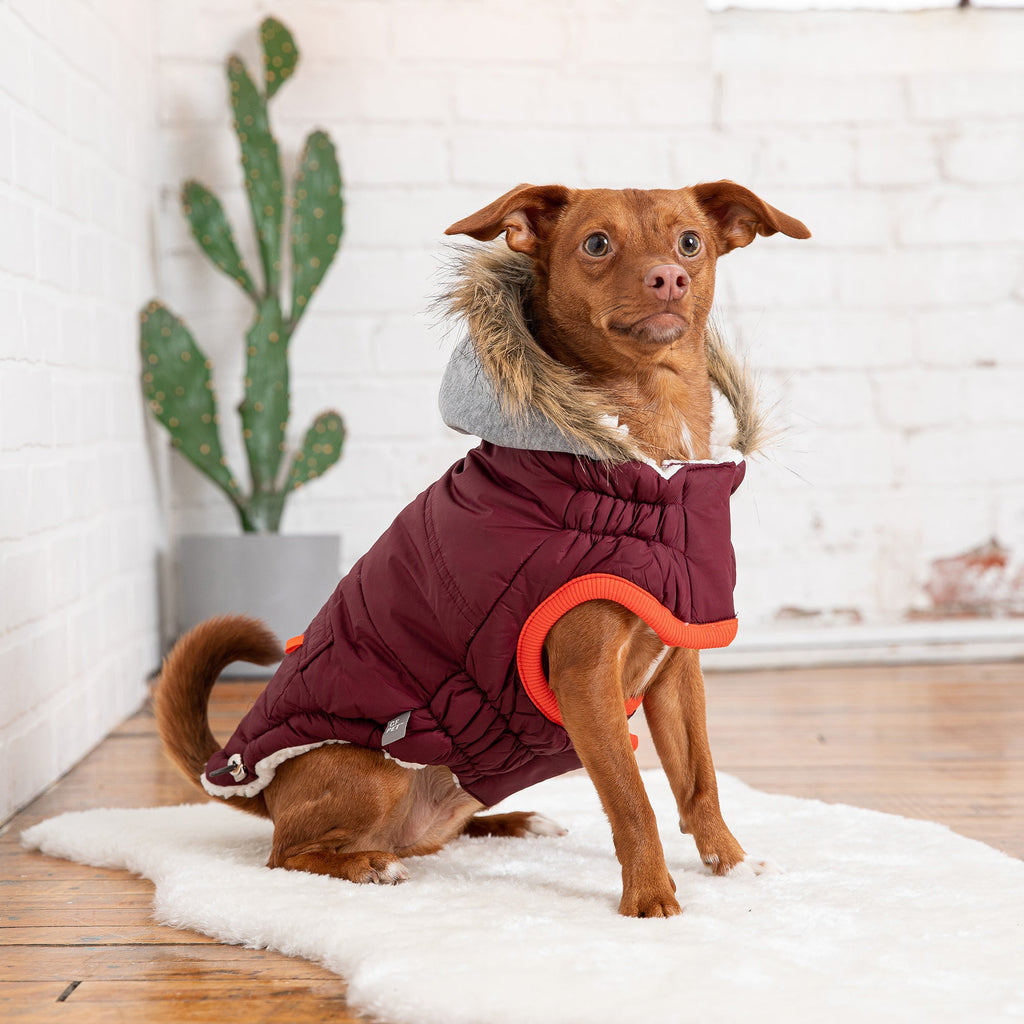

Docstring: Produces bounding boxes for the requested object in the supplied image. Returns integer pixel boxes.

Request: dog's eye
[678,231,701,257]
[582,233,611,257]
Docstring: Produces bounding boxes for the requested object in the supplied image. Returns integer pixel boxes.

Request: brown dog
[156,181,809,918]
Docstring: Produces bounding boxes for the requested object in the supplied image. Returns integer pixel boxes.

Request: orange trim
[285,634,305,655]
[516,573,738,728]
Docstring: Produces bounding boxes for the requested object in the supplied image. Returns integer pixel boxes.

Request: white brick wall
[152,0,1024,635]
[0,0,161,821]
[5,0,1022,815]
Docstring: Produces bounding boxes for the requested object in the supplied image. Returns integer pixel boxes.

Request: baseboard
[702,618,1024,670]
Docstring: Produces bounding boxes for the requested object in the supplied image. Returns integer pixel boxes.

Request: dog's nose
[644,264,690,301]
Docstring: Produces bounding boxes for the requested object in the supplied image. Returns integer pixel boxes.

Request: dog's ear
[445,184,572,256]
[692,181,811,255]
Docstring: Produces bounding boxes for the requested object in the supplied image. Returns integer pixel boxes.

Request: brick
[670,132,759,189]
[856,127,940,187]
[914,304,1023,369]
[317,249,439,314]
[942,126,1024,185]
[720,74,905,128]
[342,129,449,188]
[0,286,24,360]
[30,34,70,132]
[962,367,1024,423]
[392,2,568,64]
[157,125,239,193]
[288,313,375,379]
[715,246,836,311]
[578,130,672,189]
[0,190,37,279]
[0,5,35,107]
[157,0,217,60]
[785,371,875,429]
[343,185,458,251]
[36,209,73,291]
[894,187,1024,246]
[158,61,229,126]
[451,127,580,187]
[905,426,1024,486]
[768,187,890,248]
[0,461,30,539]
[21,289,61,364]
[572,9,711,68]
[0,95,12,184]
[453,69,573,127]
[28,459,68,533]
[713,10,1012,77]
[0,544,51,629]
[833,248,1017,309]
[756,132,856,189]
[287,66,450,126]
[370,315,449,377]
[872,368,964,431]
[297,378,440,442]
[0,364,54,450]
[0,714,57,820]
[908,72,1024,121]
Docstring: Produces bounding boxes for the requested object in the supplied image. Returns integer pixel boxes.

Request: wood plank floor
[2,660,1022,1022]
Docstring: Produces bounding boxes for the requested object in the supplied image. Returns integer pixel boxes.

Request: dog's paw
[347,853,409,885]
[619,889,682,919]
[713,855,781,879]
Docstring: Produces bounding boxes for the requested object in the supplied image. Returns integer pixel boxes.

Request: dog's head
[446,182,810,372]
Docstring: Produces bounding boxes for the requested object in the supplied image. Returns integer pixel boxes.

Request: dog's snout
[644,264,690,302]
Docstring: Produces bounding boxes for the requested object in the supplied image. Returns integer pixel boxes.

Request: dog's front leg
[545,601,680,918]
[643,648,746,875]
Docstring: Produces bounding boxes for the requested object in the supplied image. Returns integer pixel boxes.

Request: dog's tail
[153,615,283,818]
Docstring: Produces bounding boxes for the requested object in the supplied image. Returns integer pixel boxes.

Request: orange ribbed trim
[516,573,738,727]
[285,634,305,655]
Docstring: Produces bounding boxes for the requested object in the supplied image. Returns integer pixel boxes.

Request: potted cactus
[140,17,345,657]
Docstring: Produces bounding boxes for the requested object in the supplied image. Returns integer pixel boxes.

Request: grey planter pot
[178,534,340,677]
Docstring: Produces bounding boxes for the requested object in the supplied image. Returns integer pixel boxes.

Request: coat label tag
[381,710,412,746]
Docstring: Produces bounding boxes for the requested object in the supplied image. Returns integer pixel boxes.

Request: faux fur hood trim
[438,242,770,463]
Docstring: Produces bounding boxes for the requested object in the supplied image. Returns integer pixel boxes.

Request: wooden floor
[2,660,1022,1022]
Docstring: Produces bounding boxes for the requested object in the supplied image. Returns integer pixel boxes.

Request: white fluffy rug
[22,771,1024,1024]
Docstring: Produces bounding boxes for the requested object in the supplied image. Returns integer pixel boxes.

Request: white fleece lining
[201,740,436,800]
[201,740,349,799]
[643,445,744,479]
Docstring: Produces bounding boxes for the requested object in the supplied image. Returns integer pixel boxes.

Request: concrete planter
[178,534,340,676]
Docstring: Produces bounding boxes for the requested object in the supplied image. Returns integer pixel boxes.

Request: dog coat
[202,243,755,808]
[202,443,744,807]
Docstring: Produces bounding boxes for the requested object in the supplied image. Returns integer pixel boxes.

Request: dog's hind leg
[264,746,484,881]
[263,744,416,883]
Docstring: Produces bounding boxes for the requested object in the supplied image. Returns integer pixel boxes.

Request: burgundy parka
[203,442,745,807]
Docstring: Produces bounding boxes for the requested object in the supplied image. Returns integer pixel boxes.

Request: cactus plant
[140,17,345,533]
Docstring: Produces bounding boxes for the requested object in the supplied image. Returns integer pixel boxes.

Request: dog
[155,181,809,918]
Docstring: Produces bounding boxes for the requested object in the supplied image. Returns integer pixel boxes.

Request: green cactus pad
[182,180,259,299]
[139,301,242,503]
[260,17,299,99]
[228,54,283,296]
[239,296,289,496]
[289,411,346,491]
[290,130,343,323]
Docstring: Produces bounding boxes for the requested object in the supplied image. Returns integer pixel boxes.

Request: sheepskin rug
[22,771,1024,1024]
